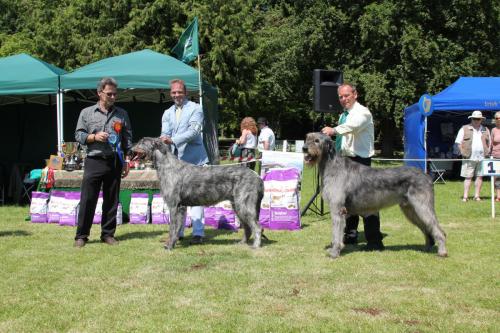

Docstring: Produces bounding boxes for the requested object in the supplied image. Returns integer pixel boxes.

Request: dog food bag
[30,191,50,223]
[92,192,104,224]
[59,191,81,226]
[217,200,239,231]
[204,205,218,228]
[47,190,66,223]
[204,201,239,231]
[129,193,150,224]
[151,194,169,224]
[259,168,301,230]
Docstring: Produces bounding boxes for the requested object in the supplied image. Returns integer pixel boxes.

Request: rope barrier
[218,155,500,165]
[217,156,261,166]
[372,157,500,162]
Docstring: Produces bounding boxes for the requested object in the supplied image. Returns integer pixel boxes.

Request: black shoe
[343,236,358,245]
[190,236,204,245]
[74,239,86,248]
[363,242,385,251]
[101,237,119,245]
[343,230,358,244]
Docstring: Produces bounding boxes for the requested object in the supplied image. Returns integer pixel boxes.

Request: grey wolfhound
[131,137,264,250]
[303,132,447,259]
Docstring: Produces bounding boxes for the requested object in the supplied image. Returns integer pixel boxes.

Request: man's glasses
[102,92,117,97]
[495,118,500,120]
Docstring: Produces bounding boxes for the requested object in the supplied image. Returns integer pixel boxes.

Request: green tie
[335,110,349,152]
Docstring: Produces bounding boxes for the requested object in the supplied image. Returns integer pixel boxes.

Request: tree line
[1,0,499,155]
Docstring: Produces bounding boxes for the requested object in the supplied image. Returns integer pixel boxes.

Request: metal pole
[197,55,203,106]
[424,116,428,174]
[491,157,495,218]
[56,91,62,154]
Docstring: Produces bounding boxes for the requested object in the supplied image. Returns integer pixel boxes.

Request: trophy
[78,145,87,169]
[62,142,78,171]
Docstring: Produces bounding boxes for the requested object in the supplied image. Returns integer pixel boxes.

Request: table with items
[52,169,160,219]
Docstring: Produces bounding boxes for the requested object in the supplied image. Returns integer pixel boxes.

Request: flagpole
[197,55,203,106]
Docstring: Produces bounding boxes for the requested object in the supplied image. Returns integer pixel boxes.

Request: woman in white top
[235,116,257,169]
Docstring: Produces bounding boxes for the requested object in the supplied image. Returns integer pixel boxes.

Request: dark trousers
[75,156,121,241]
[240,148,256,170]
[345,155,383,244]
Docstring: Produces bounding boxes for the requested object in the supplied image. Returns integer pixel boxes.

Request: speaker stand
[301,113,329,217]
[301,165,328,216]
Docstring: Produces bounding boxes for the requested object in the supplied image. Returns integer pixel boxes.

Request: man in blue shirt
[160,79,209,244]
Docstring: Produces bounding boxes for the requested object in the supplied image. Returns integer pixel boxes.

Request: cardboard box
[47,155,63,170]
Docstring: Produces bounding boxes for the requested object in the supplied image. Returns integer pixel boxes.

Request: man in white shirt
[257,117,276,151]
[321,83,384,251]
[455,110,491,201]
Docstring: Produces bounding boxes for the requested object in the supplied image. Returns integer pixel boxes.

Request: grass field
[0,166,499,332]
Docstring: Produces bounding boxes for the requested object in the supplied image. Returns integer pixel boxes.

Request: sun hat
[468,110,485,119]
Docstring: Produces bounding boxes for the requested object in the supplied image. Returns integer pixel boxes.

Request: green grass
[0,166,499,332]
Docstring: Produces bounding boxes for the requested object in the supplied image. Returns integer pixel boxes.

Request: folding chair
[430,162,446,184]
[22,173,38,203]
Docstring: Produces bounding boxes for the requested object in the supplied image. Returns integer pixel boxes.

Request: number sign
[481,160,500,176]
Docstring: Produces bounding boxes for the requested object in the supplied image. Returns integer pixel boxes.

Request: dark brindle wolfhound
[303,132,447,259]
[132,137,264,250]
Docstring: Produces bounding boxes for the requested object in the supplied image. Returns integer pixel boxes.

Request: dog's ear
[320,132,331,141]
[154,138,171,155]
[328,142,336,159]
[322,135,336,158]
[153,150,164,165]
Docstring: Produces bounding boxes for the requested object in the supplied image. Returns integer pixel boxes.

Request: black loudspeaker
[313,69,343,113]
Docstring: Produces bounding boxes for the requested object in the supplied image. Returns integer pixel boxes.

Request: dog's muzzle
[131,147,147,160]
[302,146,316,164]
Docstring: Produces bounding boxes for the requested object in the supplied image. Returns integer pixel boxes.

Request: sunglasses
[102,92,117,97]
[495,118,500,120]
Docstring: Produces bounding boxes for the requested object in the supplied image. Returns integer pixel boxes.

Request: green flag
[172,17,199,63]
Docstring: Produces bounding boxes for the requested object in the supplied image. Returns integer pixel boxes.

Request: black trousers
[240,148,256,170]
[75,156,121,241]
[345,155,383,244]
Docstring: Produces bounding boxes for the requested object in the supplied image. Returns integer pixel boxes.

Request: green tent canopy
[0,53,67,154]
[61,49,219,163]
[0,53,66,95]
[61,49,202,91]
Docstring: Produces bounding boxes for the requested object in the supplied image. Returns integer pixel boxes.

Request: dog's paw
[327,249,341,259]
[164,243,175,251]
[250,242,261,249]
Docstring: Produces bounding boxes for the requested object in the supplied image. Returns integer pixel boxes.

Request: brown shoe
[101,237,119,245]
[74,239,86,248]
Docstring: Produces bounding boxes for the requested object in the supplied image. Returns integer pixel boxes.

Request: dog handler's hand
[321,127,335,137]
[94,131,109,142]
[160,135,173,144]
[121,160,130,178]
